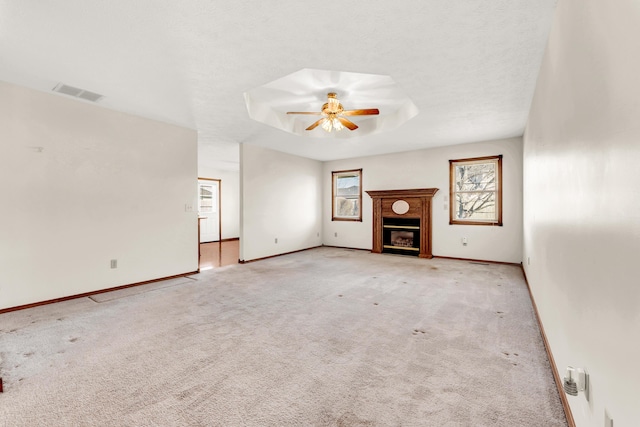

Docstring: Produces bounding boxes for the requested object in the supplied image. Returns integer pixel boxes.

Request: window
[199,184,215,213]
[449,155,502,226]
[332,169,362,221]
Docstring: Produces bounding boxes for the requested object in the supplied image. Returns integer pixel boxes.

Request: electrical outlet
[110,259,117,269]
[527,257,530,265]
[185,203,193,212]
[317,232,319,237]
[274,238,278,244]
[334,232,338,237]
[444,204,448,210]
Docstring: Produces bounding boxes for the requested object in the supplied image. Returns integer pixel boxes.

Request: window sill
[449,220,503,226]
[332,217,363,222]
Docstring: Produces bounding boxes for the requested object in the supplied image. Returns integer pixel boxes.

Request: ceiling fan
[286,92,379,132]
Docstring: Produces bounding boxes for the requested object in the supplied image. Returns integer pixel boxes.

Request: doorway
[199,240,239,271]
[198,178,221,243]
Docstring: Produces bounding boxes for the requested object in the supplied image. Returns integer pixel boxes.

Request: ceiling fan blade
[287,111,322,115]
[306,118,326,131]
[342,108,380,116]
[337,117,358,131]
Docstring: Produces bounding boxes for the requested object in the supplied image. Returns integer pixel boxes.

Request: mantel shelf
[365,188,439,199]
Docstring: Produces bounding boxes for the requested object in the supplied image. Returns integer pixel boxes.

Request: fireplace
[366,188,438,258]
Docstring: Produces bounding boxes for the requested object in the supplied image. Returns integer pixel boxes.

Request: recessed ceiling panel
[244,68,418,138]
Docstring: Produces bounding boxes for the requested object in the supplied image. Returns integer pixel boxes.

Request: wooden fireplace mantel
[366,188,439,258]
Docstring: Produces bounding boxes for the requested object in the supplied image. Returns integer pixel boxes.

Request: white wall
[523,0,640,425]
[197,167,240,240]
[239,144,322,261]
[323,138,523,264]
[0,81,198,310]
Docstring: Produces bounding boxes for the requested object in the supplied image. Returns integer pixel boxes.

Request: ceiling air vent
[53,83,104,102]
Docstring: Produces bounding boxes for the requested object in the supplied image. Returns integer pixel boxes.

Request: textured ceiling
[0,1,557,171]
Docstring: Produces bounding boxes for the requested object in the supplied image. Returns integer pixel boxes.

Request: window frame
[449,155,503,226]
[332,168,363,222]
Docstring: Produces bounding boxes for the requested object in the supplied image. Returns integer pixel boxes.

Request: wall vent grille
[53,83,104,102]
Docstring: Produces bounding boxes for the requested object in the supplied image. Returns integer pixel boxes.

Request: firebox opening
[382,217,420,256]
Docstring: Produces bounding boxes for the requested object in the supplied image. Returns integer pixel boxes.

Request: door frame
[198,177,222,242]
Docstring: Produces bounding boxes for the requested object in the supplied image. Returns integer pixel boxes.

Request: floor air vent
[53,83,104,102]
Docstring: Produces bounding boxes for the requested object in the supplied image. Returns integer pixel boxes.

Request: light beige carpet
[0,247,566,426]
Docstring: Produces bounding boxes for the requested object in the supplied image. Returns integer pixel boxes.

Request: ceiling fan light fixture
[288,92,375,133]
[319,116,344,132]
